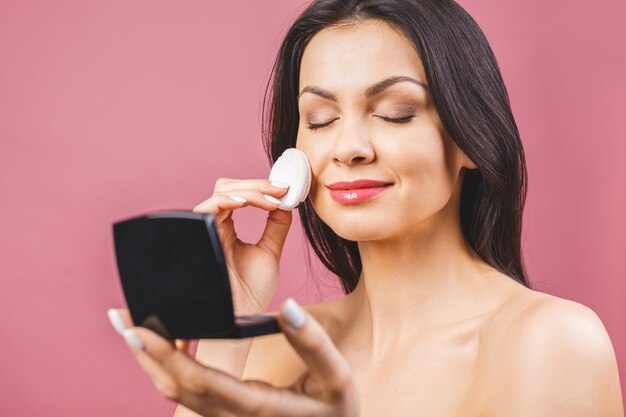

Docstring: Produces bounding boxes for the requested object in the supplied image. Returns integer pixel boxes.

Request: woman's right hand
[192,178,293,316]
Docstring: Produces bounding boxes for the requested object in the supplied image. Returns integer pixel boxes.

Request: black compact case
[112,210,280,339]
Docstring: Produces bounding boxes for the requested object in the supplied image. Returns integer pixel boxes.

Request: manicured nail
[227,195,247,203]
[282,297,305,330]
[263,194,281,205]
[107,308,127,335]
[122,328,144,350]
[270,180,290,189]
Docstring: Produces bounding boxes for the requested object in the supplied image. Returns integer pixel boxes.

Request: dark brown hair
[261,0,531,294]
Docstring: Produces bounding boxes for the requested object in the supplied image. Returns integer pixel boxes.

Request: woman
[107,0,624,416]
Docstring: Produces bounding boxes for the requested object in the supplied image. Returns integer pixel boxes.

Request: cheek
[296,138,329,201]
[391,131,449,187]
[388,131,458,219]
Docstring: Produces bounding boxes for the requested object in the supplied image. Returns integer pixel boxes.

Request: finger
[120,331,233,417]
[108,308,175,346]
[113,315,329,417]
[214,178,290,196]
[106,311,183,400]
[287,371,311,395]
[213,189,287,212]
[108,308,189,353]
[256,208,293,259]
[123,335,184,401]
[128,326,277,416]
[278,298,356,403]
[192,193,247,223]
[112,307,134,328]
[240,378,328,417]
[194,178,289,219]
[193,191,285,224]
[108,308,132,335]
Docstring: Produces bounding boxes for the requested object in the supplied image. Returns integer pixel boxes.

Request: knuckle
[215,177,231,188]
[263,179,277,192]
[154,378,180,400]
[178,368,209,396]
[302,377,322,397]
[334,368,352,390]
[236,382,273,416]
[329,368,354,401]
[241,395,269,417]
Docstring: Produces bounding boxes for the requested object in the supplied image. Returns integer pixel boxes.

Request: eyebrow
[297,75,428,102]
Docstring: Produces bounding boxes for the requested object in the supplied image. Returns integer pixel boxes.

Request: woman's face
[296,19,474,242]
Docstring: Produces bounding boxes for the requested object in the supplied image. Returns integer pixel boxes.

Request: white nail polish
[283,297,305,329]
[270,180,290,188]
[122,328,144,350]
[227,195,247,203]
[107,308,127,335]
[263,194,281,205]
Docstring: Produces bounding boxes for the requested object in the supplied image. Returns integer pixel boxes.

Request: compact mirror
[112,210,280,339]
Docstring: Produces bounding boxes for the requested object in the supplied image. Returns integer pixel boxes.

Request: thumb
[256,208,293,258]
[278,298,355,402]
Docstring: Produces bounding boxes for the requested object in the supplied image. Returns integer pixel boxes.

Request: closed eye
[306,119,337,131]
[306,114,415,131]
[377,114,415,124]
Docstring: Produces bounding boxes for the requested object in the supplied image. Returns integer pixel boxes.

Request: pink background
[1,1,624,415]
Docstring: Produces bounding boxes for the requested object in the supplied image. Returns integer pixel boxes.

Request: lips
[328,184,392,204]
[326,179,393,190]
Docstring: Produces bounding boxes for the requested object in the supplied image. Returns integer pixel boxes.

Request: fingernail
[107,308,127,335]
[282,297,305,330]
[270,180,290,189]
[122,328,144,350]
[263,194,281,205]
[227,194,247,203]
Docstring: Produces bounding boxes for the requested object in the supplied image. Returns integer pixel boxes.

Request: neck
[341,195,497,358]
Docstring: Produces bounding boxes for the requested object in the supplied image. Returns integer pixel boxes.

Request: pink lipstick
[326,179,393,205]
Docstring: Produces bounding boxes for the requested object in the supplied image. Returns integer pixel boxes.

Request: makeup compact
[112,211,280,339]
[111,149,311,339]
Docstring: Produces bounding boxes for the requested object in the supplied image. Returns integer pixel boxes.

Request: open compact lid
[112,210,280,339]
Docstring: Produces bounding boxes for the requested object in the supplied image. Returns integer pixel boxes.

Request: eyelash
[306,114,415,131]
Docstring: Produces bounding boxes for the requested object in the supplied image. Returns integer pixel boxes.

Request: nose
[331,118,375,167]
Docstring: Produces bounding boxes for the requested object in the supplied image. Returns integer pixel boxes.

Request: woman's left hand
[107,298,360,417]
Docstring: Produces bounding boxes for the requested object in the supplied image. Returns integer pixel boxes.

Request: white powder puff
[268,148,312,210]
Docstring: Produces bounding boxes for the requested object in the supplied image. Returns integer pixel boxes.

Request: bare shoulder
[241,298,343,386]
[485,287,613,348]
[482,288,624,416]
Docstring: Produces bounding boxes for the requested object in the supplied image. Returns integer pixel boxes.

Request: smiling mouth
[327,184,393,204]
[326,179,394,190]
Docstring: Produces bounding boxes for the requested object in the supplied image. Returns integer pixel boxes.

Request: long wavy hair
[261,0,531,294]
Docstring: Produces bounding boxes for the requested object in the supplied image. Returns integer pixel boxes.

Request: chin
[318,210,401,242]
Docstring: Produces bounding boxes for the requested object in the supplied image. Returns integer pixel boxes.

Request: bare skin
[244,279,623,416]
[240,19,623,417]
[116,18,623,417]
